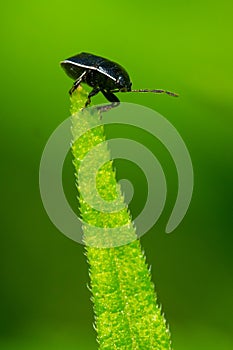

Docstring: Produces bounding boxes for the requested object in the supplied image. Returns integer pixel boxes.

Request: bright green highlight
[71,88,172,349]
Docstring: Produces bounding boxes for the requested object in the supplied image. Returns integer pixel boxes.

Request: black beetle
[60,52,178,106]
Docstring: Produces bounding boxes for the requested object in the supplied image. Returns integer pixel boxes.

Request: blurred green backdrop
[1,0,232,349]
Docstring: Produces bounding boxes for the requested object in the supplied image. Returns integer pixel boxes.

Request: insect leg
[85,88,101,107]
[101,90,120,103]
[69,71,87,95]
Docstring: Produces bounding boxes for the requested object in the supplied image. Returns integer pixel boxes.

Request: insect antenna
[131,89,179,97]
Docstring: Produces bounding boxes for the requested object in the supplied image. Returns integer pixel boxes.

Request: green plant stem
[70,87,172,349]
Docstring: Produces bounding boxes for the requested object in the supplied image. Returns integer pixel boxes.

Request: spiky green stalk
[70,87,172,349]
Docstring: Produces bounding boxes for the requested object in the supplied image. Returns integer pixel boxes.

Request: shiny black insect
[60,52,178,106]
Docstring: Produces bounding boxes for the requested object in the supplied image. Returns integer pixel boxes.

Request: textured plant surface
[70,87,172,349]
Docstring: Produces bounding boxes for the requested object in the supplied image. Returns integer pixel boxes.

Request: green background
[1,0,232,349]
